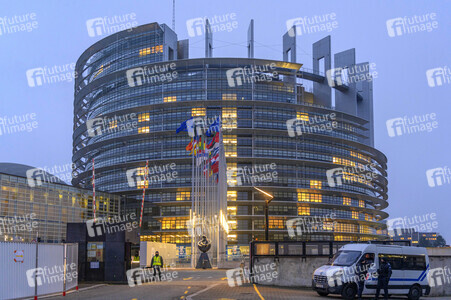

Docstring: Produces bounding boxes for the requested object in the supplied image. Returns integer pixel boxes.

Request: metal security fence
[249,240,411,277]
[0,241,78,300]
[250,240,411,257]
[65,243,78,291]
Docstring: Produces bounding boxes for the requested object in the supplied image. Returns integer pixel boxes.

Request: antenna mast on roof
[172,0,175,31]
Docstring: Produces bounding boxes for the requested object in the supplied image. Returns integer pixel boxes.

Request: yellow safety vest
[153,255,162,266]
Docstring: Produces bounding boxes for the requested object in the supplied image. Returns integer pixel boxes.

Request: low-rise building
[0,163,121,242]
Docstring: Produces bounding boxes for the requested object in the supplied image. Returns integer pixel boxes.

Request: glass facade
[73,23,389,252]
[0,173,120,243]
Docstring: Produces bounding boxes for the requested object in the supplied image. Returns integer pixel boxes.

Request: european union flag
[176,117,193,134]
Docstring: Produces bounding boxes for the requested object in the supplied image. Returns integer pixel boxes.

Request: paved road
[44,269,444,300]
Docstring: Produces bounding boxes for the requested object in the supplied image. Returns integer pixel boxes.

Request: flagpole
[191,142,195,268]
[139,160,149,227]
[92,158,96,222]
[202,140,206,239]
[219,121,226,265]
[195,135,200,266]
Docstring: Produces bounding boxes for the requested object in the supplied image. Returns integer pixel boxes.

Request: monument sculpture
[196,235,212,269]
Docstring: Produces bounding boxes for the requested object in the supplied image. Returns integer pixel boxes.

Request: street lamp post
[264,200,270,241]
[253,187,273,241]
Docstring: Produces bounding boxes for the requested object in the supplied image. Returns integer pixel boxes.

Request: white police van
[312,243,430,300]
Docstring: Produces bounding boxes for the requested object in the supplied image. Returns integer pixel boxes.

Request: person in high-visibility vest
[151,251,163,280]
[133,251,140,262]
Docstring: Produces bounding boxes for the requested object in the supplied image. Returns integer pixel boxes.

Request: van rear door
[402,247,428,292]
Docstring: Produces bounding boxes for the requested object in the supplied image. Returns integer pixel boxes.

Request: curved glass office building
[73,22,388,255]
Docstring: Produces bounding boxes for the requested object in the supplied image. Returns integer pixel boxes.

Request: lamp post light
[253,187,274,241]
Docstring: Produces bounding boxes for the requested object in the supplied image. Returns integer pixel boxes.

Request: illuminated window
[138,127,150,134]
[164,96,177,102]
[138,113,150,122]
[359,200,365,208]
[352,211,359,219]
[227,234,237,241]
[298,193,309,202]
[227,163,237,185]
[269,218,284,229]
[160,234,191,244]
[222,108,237,129]
[134,167,148,189]
[227,190,237,201]
[139,45,163,56]
[297,112,309,121]
[228,220,237,230]
[222,94,237,100]
[323,222,335,231]
[298,193,321,202]
[298,206,310,216]
[227,206,237,216]
[334,235,354,241]
[333,157,356,167]
[140,48,151,56]
[310,194,321,202]
[155,45,163,53]
[335,223,358,233]
[224,135,237,157]
[223,108,237,119]
[310,180,322,189]
[350,151,371,163]
[137,181,148,189]
[161,218,188,230]
[343,197,351,206]
[191,108,206,117]
[140,235,161,242]
[109,120,117,129]
[359,225,371,234]
[176,192,190,201]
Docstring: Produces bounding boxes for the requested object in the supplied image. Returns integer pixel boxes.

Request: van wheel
[316,291,329,296]
[408,285,421,300]
[341,283,357,300]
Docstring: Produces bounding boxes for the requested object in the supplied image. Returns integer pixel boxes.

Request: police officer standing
[357,254,373,300]
[151,251,164,281]
[375,258,392,299]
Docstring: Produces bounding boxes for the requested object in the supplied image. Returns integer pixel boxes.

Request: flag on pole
[176,117,194,134]
[211,161,219,173]
[207,132,219,149]
[186,138,193,152]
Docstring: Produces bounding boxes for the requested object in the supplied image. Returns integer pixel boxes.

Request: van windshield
[327,250,362,266]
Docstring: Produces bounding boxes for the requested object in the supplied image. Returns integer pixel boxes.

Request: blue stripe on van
[419,264,429,281]
[369,264,429,282]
